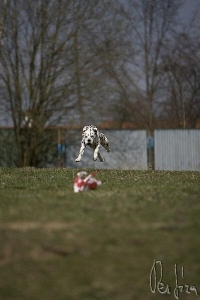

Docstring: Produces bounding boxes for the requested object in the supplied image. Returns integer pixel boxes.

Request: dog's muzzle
[86,138,92,145]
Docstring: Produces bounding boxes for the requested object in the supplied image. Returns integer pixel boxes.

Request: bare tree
[0,0,94,166]
[78,1,137,128]
[67,1,133,127]
[112,0,183,133]
[1,0,132,165]
[0,0,8,44]
[161,31,200,128]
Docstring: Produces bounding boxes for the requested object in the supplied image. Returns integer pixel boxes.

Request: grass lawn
[0,168,200,300]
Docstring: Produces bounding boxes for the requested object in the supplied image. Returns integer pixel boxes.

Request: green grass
[0,168,200,300]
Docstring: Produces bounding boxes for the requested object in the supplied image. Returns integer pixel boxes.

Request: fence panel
[154,129,200,171]
[66,130,148,170]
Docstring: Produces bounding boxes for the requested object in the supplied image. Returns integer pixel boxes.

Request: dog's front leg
[75,142,86,162]
[94,144,102,161]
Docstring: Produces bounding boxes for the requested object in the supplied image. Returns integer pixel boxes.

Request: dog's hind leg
[103,143,110,153]
[98,152,104,162]
[100,135,110,153]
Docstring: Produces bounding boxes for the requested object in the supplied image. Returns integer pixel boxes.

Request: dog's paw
[75,158,80,162]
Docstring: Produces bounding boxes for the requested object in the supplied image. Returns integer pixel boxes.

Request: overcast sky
[180,0,200,19]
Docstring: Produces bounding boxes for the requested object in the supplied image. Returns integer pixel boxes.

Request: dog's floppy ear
[83,126,88,133]
[82,126,88,136]
[93,127,98,134]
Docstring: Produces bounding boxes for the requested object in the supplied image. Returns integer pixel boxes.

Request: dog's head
[82,125,98,145]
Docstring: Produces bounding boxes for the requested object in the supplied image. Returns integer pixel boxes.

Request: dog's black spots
[76,125,110,162]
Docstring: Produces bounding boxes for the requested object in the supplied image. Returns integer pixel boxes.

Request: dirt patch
[0,221,78,231]
[0,221,188,232]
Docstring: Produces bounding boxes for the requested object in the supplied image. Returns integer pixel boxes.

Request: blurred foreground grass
[0,168,200,300]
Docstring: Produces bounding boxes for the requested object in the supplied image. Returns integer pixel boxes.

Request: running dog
[75,125,110,162]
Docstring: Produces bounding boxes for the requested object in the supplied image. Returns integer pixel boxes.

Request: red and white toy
[74,171,102,193]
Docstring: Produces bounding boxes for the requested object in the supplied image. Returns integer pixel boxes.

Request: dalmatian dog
[75,125,110,162]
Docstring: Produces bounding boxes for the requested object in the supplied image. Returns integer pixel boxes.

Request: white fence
[1,128,200,170]
[66,130,148,170]
[154,129,200,171]
[65,129,200,171]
